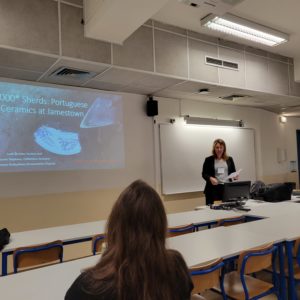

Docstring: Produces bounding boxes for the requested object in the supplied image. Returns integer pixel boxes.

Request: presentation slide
[0,81,124,172]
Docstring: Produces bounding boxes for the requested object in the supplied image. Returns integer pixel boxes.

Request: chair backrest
[189,258,224,294]
[293,238,300,267]
[217,215,246,227]
[293,238,300,257]
[91,234,106,255]
[168,224,194,237]
[238,243,275,275]
[13,240,63,273]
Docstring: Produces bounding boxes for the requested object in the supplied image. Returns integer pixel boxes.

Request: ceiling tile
[94,68,146,86]
[0,48,58,73]
[133,74,183,89]
[84,80,125,91]
[120,85,159,95]
[0,66,43,81]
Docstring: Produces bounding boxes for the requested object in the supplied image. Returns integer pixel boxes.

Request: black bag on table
[0,228,10,251]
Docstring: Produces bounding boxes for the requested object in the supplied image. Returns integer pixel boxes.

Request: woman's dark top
[202,155,236,205]
[65,250,193,300]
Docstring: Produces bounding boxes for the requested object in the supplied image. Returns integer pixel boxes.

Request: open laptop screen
[223,181,251,202]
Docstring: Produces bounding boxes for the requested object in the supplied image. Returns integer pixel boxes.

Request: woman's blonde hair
[212,138,228,160]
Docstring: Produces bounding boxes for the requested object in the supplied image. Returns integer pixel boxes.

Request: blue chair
[190,258,227,299]
[285,238,300,300]
[223,243,280,300]
[168,224,194,237]
[91,234,106,255]
[13,240,63,273]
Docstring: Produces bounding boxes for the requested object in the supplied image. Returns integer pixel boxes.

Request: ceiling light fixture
[184,116,244,127]
[201,13,289,47]
[279,115,287,124]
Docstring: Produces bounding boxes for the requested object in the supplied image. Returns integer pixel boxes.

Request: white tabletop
[0,255,100,300]
[3,201,300,300]
[3,209,243,253]
[4,200,300,257]
[4,220,107,252]
[1,223,283,300]
[232,211,300,242]
[167,209,243,227]
[167,225,278,267]
[244,200,300,218]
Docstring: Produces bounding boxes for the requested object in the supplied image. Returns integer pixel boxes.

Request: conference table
[1,208,246,276]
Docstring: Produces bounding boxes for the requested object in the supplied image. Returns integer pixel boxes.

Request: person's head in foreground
[65,179,192,300]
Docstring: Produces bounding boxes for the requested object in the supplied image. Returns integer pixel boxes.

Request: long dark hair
[85,180,185,300]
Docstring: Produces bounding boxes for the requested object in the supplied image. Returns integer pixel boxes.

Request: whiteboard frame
[159,123,257,195]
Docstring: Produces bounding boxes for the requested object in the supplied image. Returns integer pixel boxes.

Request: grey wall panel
[268,60,289,95]
[187,30,219,44]
[153,21,187,36]
[219,47,245,88]
[113,26,154,72]
[0,0,59,54]
[289,64,300,97]
[62,0,83,6]
[245,53,268,92]
[155,29,188,78]
[189,39,218,83]
[61,4,111,63]
[0,66,43,81]
[0,48,57,72]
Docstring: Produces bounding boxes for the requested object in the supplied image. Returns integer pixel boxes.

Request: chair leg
[277,243,287,300]
[286,241,297,300]
[220,266,227,300]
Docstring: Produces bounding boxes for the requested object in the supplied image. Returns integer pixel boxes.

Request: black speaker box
[146,99,158,116]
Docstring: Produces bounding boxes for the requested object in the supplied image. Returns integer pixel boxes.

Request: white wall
[155,97,300,188]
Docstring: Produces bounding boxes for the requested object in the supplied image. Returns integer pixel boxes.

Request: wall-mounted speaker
[146,97,158,117]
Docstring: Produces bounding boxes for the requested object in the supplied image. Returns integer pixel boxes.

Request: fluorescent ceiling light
[201,14,289,47]
[184,116,244,127]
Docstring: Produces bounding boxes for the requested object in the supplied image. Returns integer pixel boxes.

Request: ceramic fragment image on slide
[34,126,81,155]
[80,97,119,128]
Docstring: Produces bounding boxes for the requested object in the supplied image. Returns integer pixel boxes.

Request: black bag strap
[0,228,10,251]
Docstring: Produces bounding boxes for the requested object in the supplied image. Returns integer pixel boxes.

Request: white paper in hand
[226,169,242,180]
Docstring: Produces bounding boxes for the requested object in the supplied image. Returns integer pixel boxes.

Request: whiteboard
[159,124,256,194]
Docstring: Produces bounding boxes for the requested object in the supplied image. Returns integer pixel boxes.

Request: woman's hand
[210,177,219,185]
[233,175,239,181]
